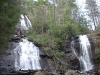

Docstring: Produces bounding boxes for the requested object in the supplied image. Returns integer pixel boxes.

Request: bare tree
[85,0,100,30]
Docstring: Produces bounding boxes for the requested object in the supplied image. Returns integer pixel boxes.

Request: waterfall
[14,38,41,70]
[0,14,51,74]
[16,14,31,31]
[15,14,32,37]
[71,35,93,72]
[14,14,41,70]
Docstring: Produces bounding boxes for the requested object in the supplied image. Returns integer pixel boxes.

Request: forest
[0,0,100,74]
[0,0,99,55]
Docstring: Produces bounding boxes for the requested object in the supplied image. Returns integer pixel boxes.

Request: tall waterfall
[14,38,41,70]
[71,35,93,72]
[14,14,41,70]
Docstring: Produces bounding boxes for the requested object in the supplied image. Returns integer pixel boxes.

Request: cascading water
[14,14,41,70]
[0,14,51,74]
[16,14,32,32]
[71,35,93,72]
[14,38,41,70]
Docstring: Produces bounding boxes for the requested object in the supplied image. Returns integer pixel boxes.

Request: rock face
[62,36,80,70]
[0,43,17,74]
[65,49,80,70]
[88,33,100,73]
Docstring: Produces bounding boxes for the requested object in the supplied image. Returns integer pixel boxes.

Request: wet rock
[61,35,80,70]
[9,36,21,42]
[72,41,80,57]
[0,51,15,74]
[74,36,80,42]
[65,50,71,54]
[65,48,80,70]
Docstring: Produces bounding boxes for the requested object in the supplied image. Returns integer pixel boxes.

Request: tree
[23,0,90,57]
[0,0,21,53]
[85,0,100,30]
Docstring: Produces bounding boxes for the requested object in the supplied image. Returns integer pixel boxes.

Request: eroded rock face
[0,48,16,74]
[65,49,80,70]
[62,36,80,70]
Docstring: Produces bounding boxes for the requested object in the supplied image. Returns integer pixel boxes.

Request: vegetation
[0,0,20,53]
[22,0,90,57]
[97,49,100,59]
[1,0,99,57]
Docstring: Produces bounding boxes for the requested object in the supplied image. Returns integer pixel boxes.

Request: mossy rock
[34,70,47,75]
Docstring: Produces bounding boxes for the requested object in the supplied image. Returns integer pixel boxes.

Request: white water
[79,35,93,72]
[14,38,41,70]
[16,14,32,31]
[71,35,93,72]
[14,14,41,70]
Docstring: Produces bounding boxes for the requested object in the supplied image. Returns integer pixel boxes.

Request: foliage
[96,43,100,59]
[52,50,65,57]
[25,0,90,57]
[97,49,100,59]
[95,25,100,32]
[0,0,21,53]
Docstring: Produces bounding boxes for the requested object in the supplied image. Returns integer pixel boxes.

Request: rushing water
[0,14,51,74]
[71,35,93,72]
[14,14,41,70]
[14,14,52,71]
[16,14,32,31]
[14,38,41,70]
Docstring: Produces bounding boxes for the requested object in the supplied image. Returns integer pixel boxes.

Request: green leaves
[52,50,65,57]
[0,0,20,53]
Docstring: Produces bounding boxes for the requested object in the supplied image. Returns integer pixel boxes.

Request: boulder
[34,70,47,75]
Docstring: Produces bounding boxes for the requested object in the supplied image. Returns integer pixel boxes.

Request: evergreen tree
[0,0,21,53]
